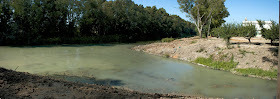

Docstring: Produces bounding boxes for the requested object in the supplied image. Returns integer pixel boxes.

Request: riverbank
[132,37,278,80]
[0,67,203,99]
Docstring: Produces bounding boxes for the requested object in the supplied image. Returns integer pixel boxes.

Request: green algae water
[0,44,276,98]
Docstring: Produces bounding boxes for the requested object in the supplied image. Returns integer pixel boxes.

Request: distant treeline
[0,0,196,45]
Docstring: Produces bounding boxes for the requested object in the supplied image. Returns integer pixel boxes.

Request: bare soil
[0,67,202,99]
[133,37,278,71]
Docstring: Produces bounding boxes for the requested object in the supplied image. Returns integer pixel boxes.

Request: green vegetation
[258,20,279,45]
[178,0,229,38]
[237,24,256,44]
[212,23,238,45]
[0,0,196,45]
[161,38,175,42]
[235,68,277,78]
[239,49,255,56]
[163,54,170,58]
[194,55,238,71]
[212,23,257,45]
[191,40,197,44]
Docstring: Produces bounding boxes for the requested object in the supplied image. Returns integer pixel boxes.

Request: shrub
[161,37,175,42]
[163,54,170,58]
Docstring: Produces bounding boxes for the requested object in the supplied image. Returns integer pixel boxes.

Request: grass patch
[191,40,197,44]
[161,37,175,42]
[235,68,277,78]
[194,55,238,71]
[239,49,255,56]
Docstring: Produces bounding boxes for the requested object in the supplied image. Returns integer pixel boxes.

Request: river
[0,44,276,98]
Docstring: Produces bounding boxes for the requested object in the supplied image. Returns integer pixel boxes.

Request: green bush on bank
[235,68,277,78]
[161,37,175,42]
[194,56,238,71]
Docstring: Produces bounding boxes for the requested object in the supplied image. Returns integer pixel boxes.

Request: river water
[0,44,276,98]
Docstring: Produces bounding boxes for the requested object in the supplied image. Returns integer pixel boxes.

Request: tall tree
[206,0,229,38]
[178,0,229,38]
[0,0,14,44]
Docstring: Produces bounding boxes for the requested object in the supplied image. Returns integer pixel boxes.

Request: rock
[0,80,4,84]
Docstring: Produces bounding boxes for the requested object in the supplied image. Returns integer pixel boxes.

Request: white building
[242,17,272,37]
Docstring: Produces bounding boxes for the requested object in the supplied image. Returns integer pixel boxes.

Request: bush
[235,68,277,78]
[161,37,175,42]
[163,54,170,58]
[194,55,238,71]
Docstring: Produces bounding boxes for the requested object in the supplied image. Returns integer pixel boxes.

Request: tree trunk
[248,38,251,44]
[271,40,273,45]
[199,29,202,38]
[196,26,203,38]
[207,16,212,39]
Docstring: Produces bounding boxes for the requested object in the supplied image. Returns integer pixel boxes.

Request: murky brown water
[0,44,276,98]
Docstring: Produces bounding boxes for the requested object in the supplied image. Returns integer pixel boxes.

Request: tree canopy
[177,0,229,38]
[0,0,196,45]
[258,20,279,45]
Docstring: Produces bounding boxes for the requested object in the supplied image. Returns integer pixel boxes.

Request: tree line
[212,21,279,45]
[0,0,196,45]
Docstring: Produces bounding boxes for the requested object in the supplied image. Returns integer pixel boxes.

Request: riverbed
[0,44,276,98]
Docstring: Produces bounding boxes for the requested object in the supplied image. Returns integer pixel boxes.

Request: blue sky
[132,0,279,23]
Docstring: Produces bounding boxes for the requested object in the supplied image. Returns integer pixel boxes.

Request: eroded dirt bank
[133,37,277,79]
[0,67,201,99]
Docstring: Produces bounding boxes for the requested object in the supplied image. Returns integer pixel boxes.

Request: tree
[259,20,279,45]
[0,0,14,44]
[212,23,237,45]
[206,0,229,38]
[238,24,256,44]
[178,0,229,38]
[0,0,196,45]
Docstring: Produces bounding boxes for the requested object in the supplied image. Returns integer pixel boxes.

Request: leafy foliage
[237,24,256,43]
[212,23,238,45]
[258,20,279,45]
[177,0,229,38]
[0,0,196,45]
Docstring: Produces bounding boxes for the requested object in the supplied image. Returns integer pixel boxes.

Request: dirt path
[133,37,277,77]
[0,67,203,99]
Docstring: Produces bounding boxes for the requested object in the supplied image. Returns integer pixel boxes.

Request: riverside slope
[133,37,278,80]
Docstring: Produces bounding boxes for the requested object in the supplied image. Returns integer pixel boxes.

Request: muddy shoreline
[0,67,202,99]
